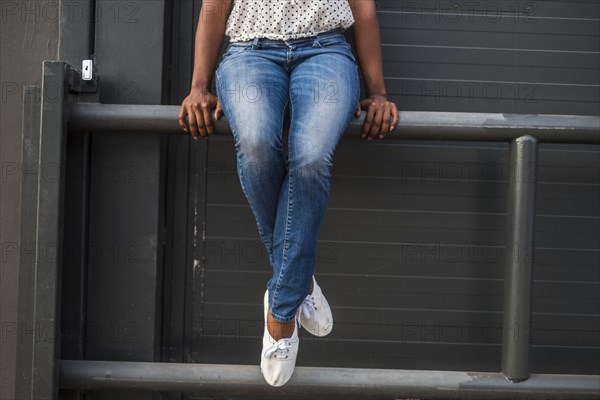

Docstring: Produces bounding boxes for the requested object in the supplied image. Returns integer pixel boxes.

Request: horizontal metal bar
[59,360,600,399]
[68,104,600,144]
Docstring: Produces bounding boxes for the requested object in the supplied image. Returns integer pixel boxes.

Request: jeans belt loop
[252,36,259,49]
[312,36,321,48]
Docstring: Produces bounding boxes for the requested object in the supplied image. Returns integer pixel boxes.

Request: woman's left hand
[354,94,399,140]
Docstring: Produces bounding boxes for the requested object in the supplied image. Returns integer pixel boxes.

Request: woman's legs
[216,30,360,328]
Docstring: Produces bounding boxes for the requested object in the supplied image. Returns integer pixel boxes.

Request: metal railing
[59,360,600,400]
[68,102,600,144]
[18,61,600,400]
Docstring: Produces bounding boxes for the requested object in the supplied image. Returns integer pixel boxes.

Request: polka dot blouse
[225,0,355,42]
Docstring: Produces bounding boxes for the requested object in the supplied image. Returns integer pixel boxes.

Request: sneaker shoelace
[264,338,292,359]
[297,294,316,320]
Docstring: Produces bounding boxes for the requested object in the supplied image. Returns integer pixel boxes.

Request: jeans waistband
[249,27,344,47]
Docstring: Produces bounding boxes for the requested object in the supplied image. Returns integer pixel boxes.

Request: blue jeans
[215,28,360,323]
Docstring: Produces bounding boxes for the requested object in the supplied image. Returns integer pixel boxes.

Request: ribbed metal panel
[187,0,600,376]
[375,0,599,114]
[199,137,599,374]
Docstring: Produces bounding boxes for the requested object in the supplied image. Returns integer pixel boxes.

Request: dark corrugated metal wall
[184,0,600,374]
[60,1,599,399]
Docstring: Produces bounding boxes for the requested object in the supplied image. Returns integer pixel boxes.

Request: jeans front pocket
[227,41,254,51]
[221,41,254,62]
[315,34,357,64]
[316,34,351,48]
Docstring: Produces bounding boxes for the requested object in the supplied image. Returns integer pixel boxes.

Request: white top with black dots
[225,0,355,43]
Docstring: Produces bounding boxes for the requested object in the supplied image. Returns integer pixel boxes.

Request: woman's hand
[354,94,399,140]
[179,88,224,141]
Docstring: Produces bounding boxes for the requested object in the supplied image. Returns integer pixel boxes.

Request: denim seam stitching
[271,85,296,324]
[268,97,290,259]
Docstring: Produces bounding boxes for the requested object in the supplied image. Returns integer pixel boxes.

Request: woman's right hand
[179,88,224,141]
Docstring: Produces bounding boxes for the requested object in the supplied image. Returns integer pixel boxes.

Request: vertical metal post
[501,135,538,382]
[30,61,68,400]
[15,86,42,400]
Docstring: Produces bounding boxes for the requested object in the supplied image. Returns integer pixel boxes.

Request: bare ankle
[267,310,295,341]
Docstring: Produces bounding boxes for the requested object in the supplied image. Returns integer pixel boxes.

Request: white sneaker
[296,276,333,337]
[260,289,299,387]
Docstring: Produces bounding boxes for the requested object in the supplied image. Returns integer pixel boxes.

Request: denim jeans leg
[268,43,361,322]
[216,32,360,324]
[215,47,290,264]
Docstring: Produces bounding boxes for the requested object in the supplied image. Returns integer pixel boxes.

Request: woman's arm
[348,0,398,140]
[179,0,232,139]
